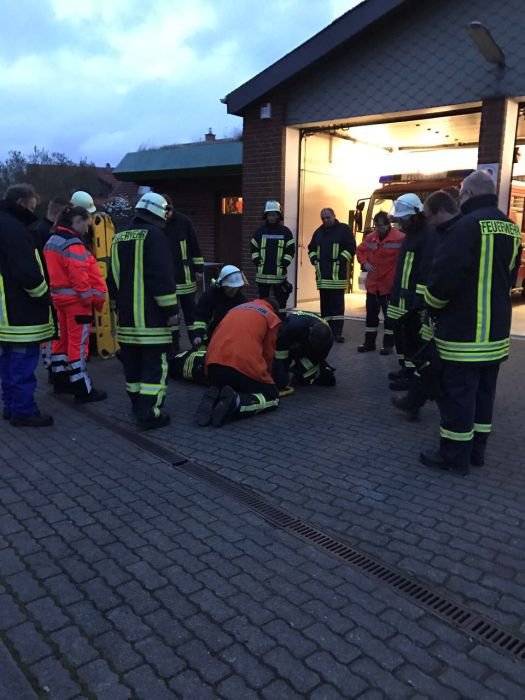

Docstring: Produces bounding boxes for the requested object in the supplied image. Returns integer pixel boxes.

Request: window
[221,196,243,215]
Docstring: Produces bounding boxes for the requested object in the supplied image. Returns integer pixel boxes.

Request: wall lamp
[468,21,505,68]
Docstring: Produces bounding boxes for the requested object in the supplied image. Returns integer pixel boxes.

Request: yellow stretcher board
[92,212,119,358]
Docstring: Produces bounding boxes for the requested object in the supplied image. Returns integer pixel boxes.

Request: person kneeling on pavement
[195,298,281,427]
[169,264,247,383]
[273,310,335,392]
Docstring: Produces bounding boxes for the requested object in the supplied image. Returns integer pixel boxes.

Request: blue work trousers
[0,343,40,417]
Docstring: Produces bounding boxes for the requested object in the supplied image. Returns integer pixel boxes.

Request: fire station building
[224,0,525,312]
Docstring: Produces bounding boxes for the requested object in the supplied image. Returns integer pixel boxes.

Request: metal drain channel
[79,407,525,663]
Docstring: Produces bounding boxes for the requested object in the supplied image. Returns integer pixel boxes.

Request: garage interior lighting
[468,21,505,67]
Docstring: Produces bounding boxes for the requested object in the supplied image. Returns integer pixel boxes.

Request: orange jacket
[356,226,405,295]
[205,299,281,384]
[44,226,107,311]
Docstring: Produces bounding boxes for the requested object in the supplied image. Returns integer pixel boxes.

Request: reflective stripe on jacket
[356,226,405,296]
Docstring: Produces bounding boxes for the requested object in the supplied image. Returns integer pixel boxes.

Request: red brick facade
[241,92,287,295]
[154,175,242,264]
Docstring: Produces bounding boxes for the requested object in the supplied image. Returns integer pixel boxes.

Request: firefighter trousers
[363,293,394,348]
[437,361,500,468]
[119,344,169,423]
[177,292,197,343]
[207,364,279,418]
[258,283,290,309]
[51,306,93,396]
[319,289,345,337]
[169,349,207,384]
[0,343,40,417]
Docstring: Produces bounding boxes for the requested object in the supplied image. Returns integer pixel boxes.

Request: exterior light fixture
[468,21,505,68]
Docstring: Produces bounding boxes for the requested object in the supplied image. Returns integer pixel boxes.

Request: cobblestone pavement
[1,319,525,698]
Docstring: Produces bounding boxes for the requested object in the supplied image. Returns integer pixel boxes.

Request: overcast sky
[1,0,360,166]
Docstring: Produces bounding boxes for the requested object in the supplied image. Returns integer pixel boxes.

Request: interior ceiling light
[468,21,505,67]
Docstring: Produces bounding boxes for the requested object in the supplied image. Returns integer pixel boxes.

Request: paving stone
[184,614,234,653]
[135,636,186,679]
[6,571,46,603]
[51,626,98,667]
[30,655,81,700]
[397,663,461,699]
[304,621,361,664]
[27,597,69,633]
[221,644,274,689]
[219,675,260,700]
[168,669,218,700]
[264,646,321,694]
[76,659,131,699]
[44,575,84,606]
[95,631,142,674]
[6,622,51,665]
[106,605,151,643]
[67,601,112,637]
[0,593,26,630]
[438,668,505,700]
[178,639,231,684]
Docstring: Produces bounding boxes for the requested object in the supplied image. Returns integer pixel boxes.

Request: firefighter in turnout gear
[169,264,247,383]
[45,206,108,402]
[356,211,404,354]
[109,193,178,430]
[273,311,335,390]
[195,298,281,427]
[251,201,295,309]
[308,208,356,342]
[0,184,56,427]
[162,195,204,348]
[386,193,429,390]
[420,170,522,475]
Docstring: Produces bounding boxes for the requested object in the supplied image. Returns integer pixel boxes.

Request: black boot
[391,394,420,420]
[419,450,469,476]
[388,367,405,381]
[195,386,220,427]
[211,386,239,427]
[138,413,170,431]
[380,346,394,356]
[75,388,108,404]
[11,412,54,428]
[357,343,376,353]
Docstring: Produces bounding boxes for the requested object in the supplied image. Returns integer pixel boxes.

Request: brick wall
[241,92,287,296]
[154,175,241,263]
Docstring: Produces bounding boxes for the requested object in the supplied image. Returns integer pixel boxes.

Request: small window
[221,196,243,215]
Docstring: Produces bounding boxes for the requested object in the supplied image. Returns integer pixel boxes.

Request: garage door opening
[295,110,482,315]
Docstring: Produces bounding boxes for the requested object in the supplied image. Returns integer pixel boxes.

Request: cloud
[0,0,360,164]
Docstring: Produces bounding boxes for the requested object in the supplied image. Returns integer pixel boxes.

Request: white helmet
[264,200,282,215]
[217,264,244,288]
[71,190,96,214]
[135,192,170,221]
[390,193,423,219]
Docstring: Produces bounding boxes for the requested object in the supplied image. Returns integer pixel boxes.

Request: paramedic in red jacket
[44,206,107,402]
[355,211,405,354]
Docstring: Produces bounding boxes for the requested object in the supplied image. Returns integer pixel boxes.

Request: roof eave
[114,164,242,183]
[225,0,408,116]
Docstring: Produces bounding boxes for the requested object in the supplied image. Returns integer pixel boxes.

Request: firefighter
[251,201,295,309]
[308,208,356,342]
[71,191,96,214]
[273,310,335,390]
[195,298,281,427]
[392,190,461,419]
[356,211,404,354]
[163,194,204,348]
[169,264,247,383]
[45,206,108,402]
[108,193,178,430]
[386,193,429,390]
[0,184,56,427]
[421,170,522,475]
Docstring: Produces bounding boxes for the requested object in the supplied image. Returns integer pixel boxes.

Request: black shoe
[335,336,345,343]
[53,381,75,395]
[380,347,394,356]
[10,413,54,428]
[211,386,239,427]
[195,386,220,427]
[75,389,108,404]
[357,344,375,353]
[388,368,405,381]
[391,395,419,420]
[389,378,411,391]
[419,450,469,475]
[470,452,485,467]
[138,413,170,431]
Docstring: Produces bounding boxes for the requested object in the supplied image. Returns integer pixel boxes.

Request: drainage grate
[74,405,525,662]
